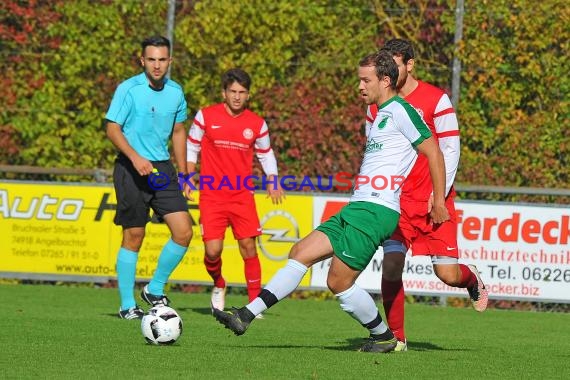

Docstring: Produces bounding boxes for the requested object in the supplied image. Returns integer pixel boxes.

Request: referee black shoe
[118,305,144,320]
[141,285,171,307]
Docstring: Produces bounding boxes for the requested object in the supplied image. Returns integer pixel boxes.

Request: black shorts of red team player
[112,153,188,228]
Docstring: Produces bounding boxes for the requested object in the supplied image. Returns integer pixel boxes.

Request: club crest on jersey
[365,138,383,153]
[243,128,254,139]
[377,116,389,129]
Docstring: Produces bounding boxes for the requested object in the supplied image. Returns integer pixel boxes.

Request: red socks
[204,256,225,289]
[244,255,262,302]
[204,254,262,301]
[380,265,477,343]
[458,264,478,288]
[382,278,406,341]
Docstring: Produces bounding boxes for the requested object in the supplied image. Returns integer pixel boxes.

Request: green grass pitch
[1,284,569,379]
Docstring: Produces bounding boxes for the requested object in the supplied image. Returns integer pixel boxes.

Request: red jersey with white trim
[367,80,459,201]
[187,103,272,200]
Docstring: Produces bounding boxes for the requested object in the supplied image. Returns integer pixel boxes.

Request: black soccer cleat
[212,307,253,336]
[118,305,144,320]
[359,331,398,353]
[141,285,171,307]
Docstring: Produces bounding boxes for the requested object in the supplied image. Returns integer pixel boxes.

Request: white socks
[336,284,388,335]
[246,259,308,315]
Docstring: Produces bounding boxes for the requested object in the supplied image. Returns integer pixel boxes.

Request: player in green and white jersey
[212,50,449,353]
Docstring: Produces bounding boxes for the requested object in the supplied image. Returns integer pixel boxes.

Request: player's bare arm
[171,122,192,200]
[427,134,460,212]
[416,136,449,224]
[106,121,153,176]
[171,122,188,173]
[184,161,197,202]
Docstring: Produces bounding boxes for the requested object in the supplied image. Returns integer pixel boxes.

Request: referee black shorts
[112,154,188,228]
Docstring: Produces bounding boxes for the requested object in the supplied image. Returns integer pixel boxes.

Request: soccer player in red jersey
[187,68,285,313]
[367,39,488,351]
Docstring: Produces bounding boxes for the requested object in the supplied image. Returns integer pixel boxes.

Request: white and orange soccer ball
[141,306,183,345]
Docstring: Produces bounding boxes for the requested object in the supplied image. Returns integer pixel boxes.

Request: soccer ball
[141,306,183,345]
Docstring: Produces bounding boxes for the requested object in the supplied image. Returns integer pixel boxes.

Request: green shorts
[316,201,400,271]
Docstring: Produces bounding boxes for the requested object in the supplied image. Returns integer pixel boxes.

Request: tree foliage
[1,0,567,192]
[174,0,378,112]
[0,0,63,163]
[455,0,569,188]
[1,0,168,169]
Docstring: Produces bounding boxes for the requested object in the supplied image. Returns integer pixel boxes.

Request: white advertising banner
[310,196,570,303]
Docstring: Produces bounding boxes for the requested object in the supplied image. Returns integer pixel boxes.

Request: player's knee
[288,242,302,260]
[176,228,193,247]
[122,229,145,251]
[288,241,317,267]
[173,229,192,247]
[241,249,257,259]
[326,276,340,294]
[238,238,257,257]
[204,248,222,261]
[326,272,351,295]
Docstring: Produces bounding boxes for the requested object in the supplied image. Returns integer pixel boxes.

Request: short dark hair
[141,36,171,56]
[382,38,414,63]
[222,68,251,91]
[359,50,398,90]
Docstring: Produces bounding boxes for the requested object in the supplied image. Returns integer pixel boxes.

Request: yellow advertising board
[0,183,116,277]
[0,181,312,287]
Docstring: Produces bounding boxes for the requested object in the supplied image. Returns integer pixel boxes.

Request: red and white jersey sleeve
[433,93,460,195]
[186,109,206,163]
[398,81,460,201]
[254,121,278,176]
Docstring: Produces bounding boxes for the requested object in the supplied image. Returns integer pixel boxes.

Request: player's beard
[146,70,167,89]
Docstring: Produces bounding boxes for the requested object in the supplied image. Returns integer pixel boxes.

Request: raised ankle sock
[244,255,262,302]
[382,278,405,341]
[459,264,477,288]
[246,288,278,316]
[245,260,308,316]
[204,256,226,288]
[148,239,187,295]
[264,259,308,299]
[116,247,138,310]
[372,329,395,340]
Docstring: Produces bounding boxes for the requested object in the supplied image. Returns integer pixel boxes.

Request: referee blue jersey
[106,72,188,161]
